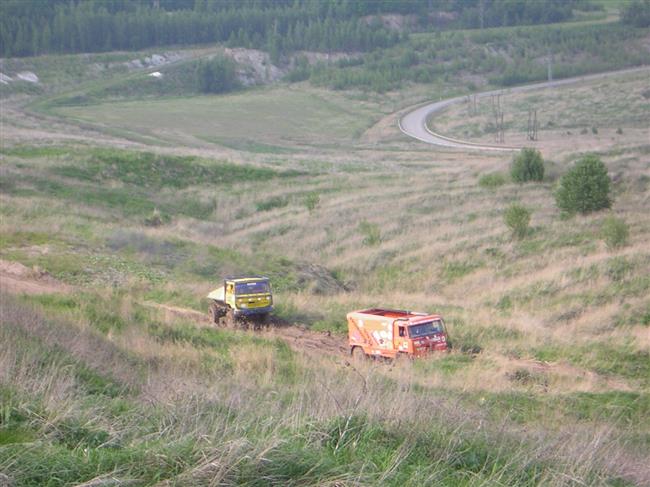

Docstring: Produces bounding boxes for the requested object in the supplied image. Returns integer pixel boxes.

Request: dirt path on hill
[260,319,349,356]
[0,259,71,295]
[142,301,348,357]
[0,260,634,389]
[0,264,349,358]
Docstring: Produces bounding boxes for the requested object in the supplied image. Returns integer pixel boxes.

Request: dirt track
[0,263,348,359]
[0,259,71,295]
[1,258,632,389]
[144,301,348,357]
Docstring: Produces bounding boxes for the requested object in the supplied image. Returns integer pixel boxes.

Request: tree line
[307,20,650,92]
[2,0,596,58]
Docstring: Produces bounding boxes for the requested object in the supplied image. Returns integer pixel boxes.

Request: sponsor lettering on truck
[347,308,450,359]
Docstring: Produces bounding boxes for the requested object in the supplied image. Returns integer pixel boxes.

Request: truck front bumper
[234,305,273,317]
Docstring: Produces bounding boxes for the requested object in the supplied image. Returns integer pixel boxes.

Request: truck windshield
[409,320,444,338]
[235,281,270,295]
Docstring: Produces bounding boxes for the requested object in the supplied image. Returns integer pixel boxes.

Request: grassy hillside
[1,30,649,487]
[431,70,650,149]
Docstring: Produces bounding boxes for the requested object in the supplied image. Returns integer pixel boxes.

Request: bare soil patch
[0,258,71,295]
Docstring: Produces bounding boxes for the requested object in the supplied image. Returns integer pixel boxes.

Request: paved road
[398,66,650,152]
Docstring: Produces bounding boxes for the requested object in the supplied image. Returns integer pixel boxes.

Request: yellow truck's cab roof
[208,276,271,301]
[225,276,270,283]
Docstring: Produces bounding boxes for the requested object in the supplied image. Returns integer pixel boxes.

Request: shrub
[601,215,629,250]
[478,172,507,189]
[195,56,240,94]
[503,203,531,239]
[510,148,544,183]
[555,154,612,214]
[605,256,632,282]
[304,192,320,213]
[358,220,381,246]
[256,196,289,212]
[144,208,168,227]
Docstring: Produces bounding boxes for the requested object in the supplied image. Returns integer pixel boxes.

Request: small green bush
[555,154,612,215]
[605,256,632,282]
[478,172,507,189]
[256,196,289,212]
[601,215,629,250]
[304,192,320,212]
[195,55,240,94]
[144,208,169,227]
[504,203,531,239]
[358,220,381,246]
[511,148,544,183]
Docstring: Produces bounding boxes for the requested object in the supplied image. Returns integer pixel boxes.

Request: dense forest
[307,21,650,92]
[1,0,593,58]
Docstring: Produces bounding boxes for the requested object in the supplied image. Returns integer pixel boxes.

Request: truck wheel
[208,302,220,324]
[249,314,267,331]
[225,309,237,329]
[351,346,366,362]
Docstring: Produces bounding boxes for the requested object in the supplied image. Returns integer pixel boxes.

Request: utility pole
[527,109,538,141]
[492,94,505,143]
[547,47,553,82]
[467,94,478,116]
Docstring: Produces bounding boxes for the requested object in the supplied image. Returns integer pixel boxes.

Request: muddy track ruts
[0,259,348,358]
[146,301,348,357]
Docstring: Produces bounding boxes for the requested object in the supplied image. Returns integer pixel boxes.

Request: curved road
[398,66,650,152]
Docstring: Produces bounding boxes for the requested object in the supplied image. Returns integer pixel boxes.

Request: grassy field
[431,70,650,152]
[52,86,387,151]
[1,44,649,486]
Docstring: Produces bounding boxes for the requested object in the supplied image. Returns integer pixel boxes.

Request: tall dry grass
[2,293,649,485]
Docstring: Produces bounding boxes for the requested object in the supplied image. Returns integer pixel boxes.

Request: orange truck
[347,308,449,359]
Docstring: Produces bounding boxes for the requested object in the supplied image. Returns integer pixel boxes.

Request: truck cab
[347,308,449,359]
[207,276,273,325]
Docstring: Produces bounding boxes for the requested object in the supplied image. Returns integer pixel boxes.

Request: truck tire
[208,302,220,324]
[248,313,267,331]
[351,346,366,362]
[225,308,237,329]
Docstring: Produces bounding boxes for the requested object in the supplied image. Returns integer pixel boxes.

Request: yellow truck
[207,275,273,328]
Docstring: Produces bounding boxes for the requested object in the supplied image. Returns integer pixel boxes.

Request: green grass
[256,195,290,212]
[478,172,508,189]
[2,290,647,486]
[53,87,380,148]
[0,146,75,159]
[413,353,475,375]
[3,146,305,223]
[534,343,650,385]
[436,70,650,141]
[52,148,301,189]
[199,136,299,154]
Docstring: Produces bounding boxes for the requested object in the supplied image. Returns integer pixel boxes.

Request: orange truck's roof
[347,308,442,325]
